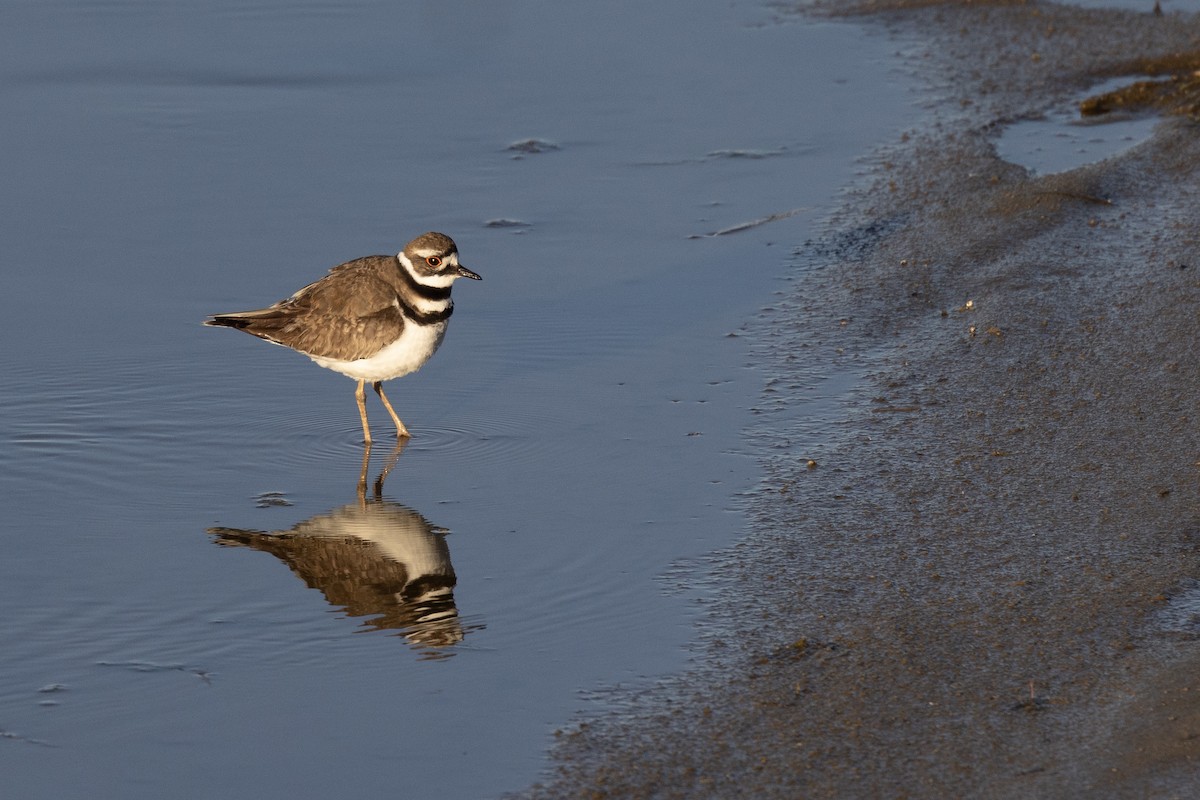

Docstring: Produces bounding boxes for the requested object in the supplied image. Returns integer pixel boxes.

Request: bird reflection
[209,442,474,658]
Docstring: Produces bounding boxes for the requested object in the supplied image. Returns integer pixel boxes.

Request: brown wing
[206,256,405,361]
[211,528,413,607]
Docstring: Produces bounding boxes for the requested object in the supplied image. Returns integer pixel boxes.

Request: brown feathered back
[205,255,414,361]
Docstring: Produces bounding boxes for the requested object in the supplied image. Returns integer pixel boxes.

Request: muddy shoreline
[517,2,1200,797]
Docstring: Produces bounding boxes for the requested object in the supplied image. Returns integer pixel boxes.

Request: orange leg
[373,381,411,438]
[355,380,372,444]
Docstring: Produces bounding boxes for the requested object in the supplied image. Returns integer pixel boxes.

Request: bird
[204,231,481,443]
[210,499,467,651]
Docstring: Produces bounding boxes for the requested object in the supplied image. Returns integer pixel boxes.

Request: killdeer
[211,499,465,649]
[205,232,481,443]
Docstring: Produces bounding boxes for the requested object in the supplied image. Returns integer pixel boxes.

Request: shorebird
[204,232,480,442]
[211,500,465,650]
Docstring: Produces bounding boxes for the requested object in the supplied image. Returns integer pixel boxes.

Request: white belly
[310,321,447,382]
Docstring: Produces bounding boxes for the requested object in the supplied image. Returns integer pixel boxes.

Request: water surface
[0,1,914,796]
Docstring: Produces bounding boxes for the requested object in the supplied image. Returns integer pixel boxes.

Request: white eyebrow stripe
[411,249,457,261]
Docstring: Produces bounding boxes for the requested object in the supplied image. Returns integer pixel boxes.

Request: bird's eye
[426,256,442,267]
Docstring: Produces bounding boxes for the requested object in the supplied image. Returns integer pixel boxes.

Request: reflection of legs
[355,379,372,444]
[357,439,406,504]
[374,381,411,438]
[375,439,407,498]
[357,441,373,504]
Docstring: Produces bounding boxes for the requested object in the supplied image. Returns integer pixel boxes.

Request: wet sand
[517,1,1200,797]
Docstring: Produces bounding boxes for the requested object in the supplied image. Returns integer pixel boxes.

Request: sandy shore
[516,2,1200,796]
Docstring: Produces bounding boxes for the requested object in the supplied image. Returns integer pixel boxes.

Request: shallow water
[994,78,1161,175]
[0,2,915,797]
